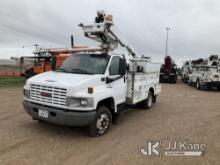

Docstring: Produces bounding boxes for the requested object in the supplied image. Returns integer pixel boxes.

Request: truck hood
[27,71,104,90]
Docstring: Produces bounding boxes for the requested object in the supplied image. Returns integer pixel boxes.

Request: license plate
[38,109,49,118]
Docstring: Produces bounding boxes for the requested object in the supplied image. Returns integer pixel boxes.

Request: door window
[109,57,120,75]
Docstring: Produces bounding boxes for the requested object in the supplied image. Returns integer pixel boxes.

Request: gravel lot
[0,80,220,165]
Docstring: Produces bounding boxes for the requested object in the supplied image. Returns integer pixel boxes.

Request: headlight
[80,99,88,106]
[66,97,93,107]
[66,97,80,107]
[23,89,30,99]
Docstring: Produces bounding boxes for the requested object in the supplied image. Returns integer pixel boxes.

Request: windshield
[57,54,110,75]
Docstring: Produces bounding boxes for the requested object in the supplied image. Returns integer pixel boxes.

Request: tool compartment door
[126,73,148,105]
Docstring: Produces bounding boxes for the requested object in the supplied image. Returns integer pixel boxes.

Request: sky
[0,0,220,65]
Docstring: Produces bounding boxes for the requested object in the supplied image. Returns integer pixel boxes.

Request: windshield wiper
[71,68,91,74]
[56,68,67,72]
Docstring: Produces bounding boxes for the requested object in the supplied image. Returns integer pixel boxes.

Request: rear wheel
[153,95,157,103]
[141,91,153,109]
[87,106,112,137]
[196,79,201,90]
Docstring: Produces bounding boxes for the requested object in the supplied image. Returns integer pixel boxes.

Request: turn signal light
[88,87,94,94]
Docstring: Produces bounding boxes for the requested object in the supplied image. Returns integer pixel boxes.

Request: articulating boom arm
[107,29,137,57]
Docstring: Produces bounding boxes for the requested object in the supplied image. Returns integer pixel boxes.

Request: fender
[92,87,117,112]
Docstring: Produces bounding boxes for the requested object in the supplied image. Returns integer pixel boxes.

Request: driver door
[108,56,127,105]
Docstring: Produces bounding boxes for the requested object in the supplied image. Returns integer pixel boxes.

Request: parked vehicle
[21,36,86,79]
[22,11,161,136]
[187,55,220,90]
[21,53,69,79]
[181,61,192,83]
[160,55,177,83]
[188,65,220,90]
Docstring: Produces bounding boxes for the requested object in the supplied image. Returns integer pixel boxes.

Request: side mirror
[51,56,57,71]
[119,58,126,75]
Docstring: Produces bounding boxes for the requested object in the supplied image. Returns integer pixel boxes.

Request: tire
[188,81,191,86]
[183,77,187,83]
[170,75,176,84]
[196,79,201,90]
[182,76,185,83]
[141,91,153,109]
[153,95,157,103]
[159,75,163,83]
[87,106,112,137]
[207,86,211,90]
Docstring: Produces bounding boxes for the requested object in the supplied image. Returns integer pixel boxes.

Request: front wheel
[188,79,192,86]
[87,106,112,137]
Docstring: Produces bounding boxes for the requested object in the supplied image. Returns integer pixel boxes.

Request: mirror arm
[106,75,123,84]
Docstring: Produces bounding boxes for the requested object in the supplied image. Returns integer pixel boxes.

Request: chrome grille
[30,84,67,106]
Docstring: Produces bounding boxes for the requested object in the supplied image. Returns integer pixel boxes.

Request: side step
[117,104,133,116]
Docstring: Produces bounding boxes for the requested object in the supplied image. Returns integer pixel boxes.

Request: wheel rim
[148,93,152,107]
[96,113,110,134]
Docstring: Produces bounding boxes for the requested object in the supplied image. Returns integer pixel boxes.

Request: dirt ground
[0,80,220,165]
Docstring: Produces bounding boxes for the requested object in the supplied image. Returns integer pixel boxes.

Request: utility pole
[165,27,170,57]
[33,44,40,65]
[71,35,74,48]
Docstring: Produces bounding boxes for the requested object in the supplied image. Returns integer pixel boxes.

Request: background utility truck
[188,55,220,90]
[23,11,161,136]
[160,55,177,83]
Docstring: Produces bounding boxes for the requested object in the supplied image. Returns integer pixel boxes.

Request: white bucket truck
[23,11,161,136]
[188,55,220,90]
